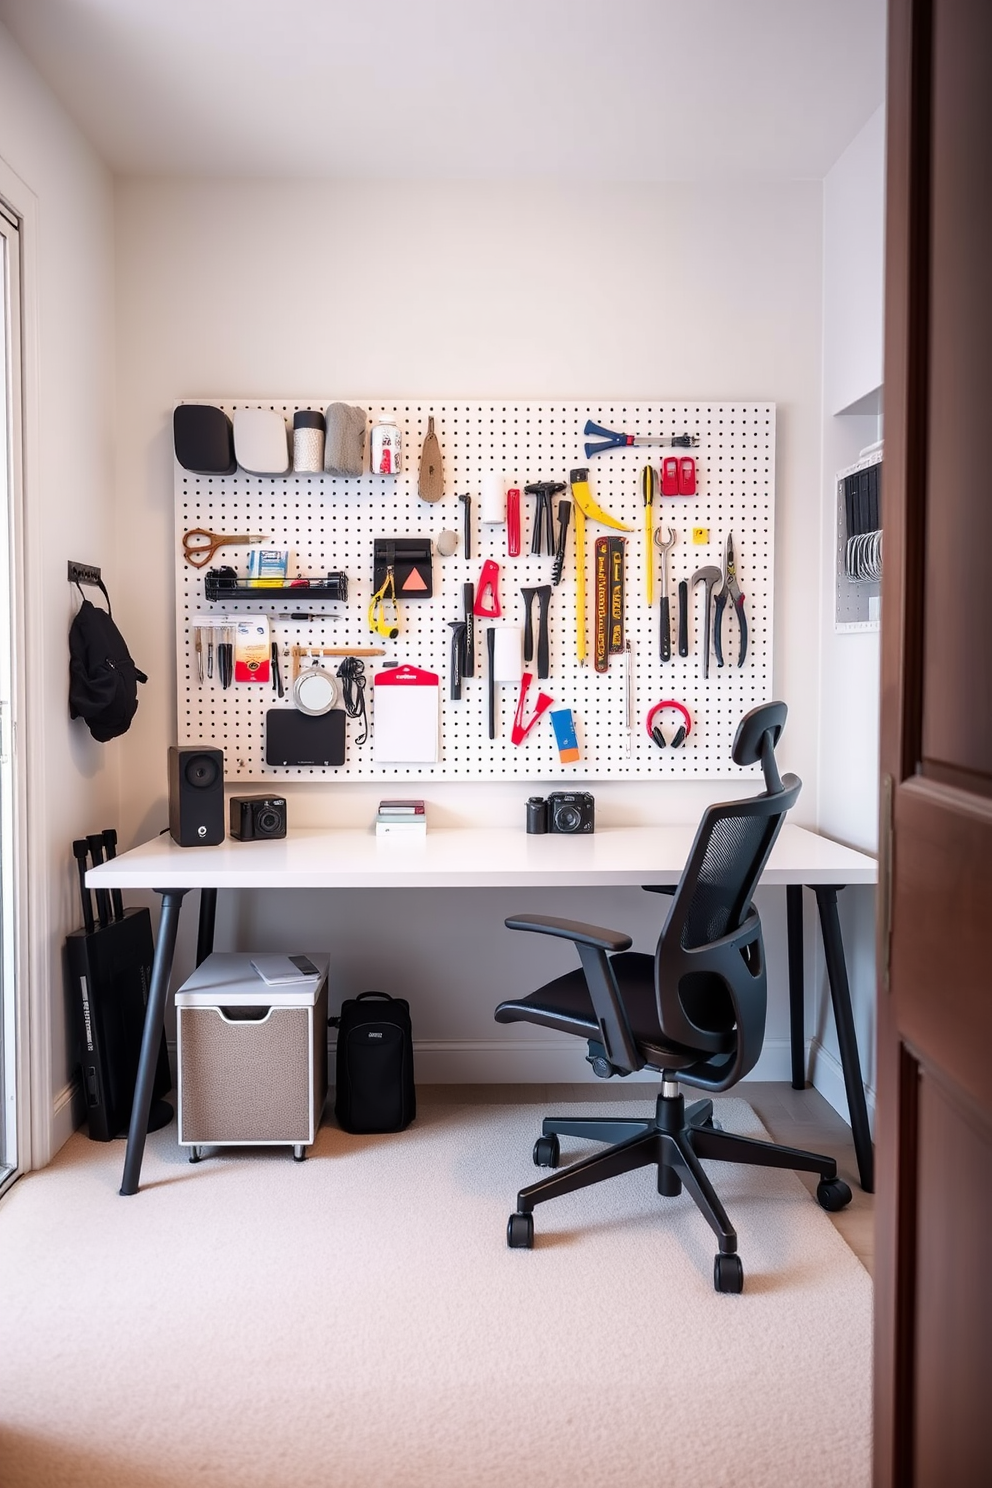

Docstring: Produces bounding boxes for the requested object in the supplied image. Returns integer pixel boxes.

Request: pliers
[713,534,748,668]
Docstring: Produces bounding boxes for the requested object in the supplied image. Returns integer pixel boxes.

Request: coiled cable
[336,655,369,745]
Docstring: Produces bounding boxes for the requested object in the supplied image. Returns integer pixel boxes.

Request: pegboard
[175,400,775,780]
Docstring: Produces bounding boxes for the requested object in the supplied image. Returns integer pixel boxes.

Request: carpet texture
[0,1099,871,1488]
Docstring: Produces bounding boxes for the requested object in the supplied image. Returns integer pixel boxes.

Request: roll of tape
[492,625,523,682]
[480,472,505,524]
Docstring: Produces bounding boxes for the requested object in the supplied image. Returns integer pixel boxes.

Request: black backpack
[68,582,148,743]
[330,991,416,1134]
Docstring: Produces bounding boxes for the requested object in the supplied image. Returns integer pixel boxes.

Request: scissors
[713,533,748,668]
[182,528,268,568]
[583,421,699,459]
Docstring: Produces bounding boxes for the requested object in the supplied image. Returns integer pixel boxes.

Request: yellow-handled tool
[641,464,657,606]
[569,467,633,665]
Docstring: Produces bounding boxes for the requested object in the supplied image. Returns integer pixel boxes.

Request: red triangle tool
[473,559,501,617]
[511,672,554,745]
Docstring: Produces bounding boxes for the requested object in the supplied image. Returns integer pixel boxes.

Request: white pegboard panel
[176,400,775,780]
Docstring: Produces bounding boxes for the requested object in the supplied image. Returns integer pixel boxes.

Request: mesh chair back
[653,775,801,1085]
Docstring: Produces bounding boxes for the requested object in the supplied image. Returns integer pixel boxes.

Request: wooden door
[877,1,992,1483]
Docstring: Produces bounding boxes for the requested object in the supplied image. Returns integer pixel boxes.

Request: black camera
[229,795,287,841]
[547,791,595,834]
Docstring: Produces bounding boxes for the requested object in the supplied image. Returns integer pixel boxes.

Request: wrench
[654,526,676,661]
[691,565,722,679]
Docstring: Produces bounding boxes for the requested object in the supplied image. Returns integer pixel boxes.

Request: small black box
[266,709,345,767]
[229,795,287,841]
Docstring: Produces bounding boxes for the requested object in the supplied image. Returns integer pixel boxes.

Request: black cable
[336,656,369,745]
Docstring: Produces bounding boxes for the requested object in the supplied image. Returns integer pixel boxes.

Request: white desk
[88,824,877,1193]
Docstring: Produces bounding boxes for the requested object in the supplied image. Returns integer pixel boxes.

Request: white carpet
[0,1099,871,1488]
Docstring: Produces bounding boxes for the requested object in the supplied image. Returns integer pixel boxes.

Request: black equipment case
[331,991,416,1133]
[66,833,172,1141]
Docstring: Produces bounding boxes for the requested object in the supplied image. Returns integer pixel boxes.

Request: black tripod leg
[787,884,806,1088]
[813,885,874,1193]
[120,888,189,1196]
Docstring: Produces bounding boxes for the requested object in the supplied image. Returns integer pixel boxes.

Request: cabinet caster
[293,1145,306,1162]
[188,1147,202,1164]
[533,1134,560,1168]
[714,1252,744,1293]
[816,1176,852,1211]
[507,1212,534,1249]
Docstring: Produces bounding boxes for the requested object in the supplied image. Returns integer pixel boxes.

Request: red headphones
[646,700,692,750]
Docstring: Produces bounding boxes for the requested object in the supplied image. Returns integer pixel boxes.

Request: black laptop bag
[331,991,416,1133]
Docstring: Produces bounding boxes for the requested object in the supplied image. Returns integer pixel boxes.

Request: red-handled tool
[473,559,501,618]
[511,673,554,745]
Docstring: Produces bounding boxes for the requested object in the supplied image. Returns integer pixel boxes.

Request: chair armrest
[505,914,633,954]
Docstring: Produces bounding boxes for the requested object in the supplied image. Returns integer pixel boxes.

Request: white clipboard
[372,665,440,763]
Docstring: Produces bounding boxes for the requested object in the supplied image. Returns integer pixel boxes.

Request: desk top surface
[86,823,877,891]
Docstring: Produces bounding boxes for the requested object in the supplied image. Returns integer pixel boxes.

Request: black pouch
[330,991,416,1133]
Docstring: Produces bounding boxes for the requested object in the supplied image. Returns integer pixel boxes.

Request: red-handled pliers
[713,534,748,668]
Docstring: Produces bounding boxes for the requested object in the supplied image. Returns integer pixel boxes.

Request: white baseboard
[808,1039,876,1134]
[52,1078,85,1155]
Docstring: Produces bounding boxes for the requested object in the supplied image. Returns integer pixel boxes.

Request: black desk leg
[812,885,875,1193]
[786,884,806,1089]
[119,887,190,1196]
[196,887,218,967]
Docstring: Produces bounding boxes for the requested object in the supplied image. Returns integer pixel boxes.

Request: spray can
[370,419,401,475]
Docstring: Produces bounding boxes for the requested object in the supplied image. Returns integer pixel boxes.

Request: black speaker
[168,745,225,847]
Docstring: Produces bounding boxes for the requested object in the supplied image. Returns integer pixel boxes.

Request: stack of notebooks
[375,799,427,836]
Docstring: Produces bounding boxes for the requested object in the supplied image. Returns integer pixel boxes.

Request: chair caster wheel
[188,1147,201,1164]
[533,1134,560,1168]
[817,1176,853,1211]
[293,1145,306,1162]
[507,1212,534,1249]
[714,1253,744,1293]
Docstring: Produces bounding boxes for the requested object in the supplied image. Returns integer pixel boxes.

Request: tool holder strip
[175,400,774,779]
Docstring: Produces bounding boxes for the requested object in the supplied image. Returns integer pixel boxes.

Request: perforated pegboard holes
[175,402,774,780]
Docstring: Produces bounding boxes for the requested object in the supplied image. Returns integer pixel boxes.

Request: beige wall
[0,21,117,1159]
[111,176,835,1086]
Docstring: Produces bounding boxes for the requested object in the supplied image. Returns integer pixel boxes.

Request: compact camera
[547,791,595,835]
[229,795,287,841]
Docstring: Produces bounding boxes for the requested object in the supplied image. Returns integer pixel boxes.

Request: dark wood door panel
[921,0,992,782]
[892,779,992,1114]
[914,1068,992,1487]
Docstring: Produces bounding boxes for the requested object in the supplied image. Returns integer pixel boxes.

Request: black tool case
[66,834,172,1141]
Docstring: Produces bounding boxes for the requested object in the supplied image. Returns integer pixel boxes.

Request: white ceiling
[0,0,886,181]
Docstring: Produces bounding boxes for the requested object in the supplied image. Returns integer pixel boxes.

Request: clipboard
[372,665,440,763]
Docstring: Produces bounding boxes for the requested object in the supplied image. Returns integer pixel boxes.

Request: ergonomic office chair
[494,702,852,1292]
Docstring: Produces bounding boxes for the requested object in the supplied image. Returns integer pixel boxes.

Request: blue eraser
[550,708,579,763]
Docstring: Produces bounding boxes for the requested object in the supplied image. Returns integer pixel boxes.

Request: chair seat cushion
[495,951,725,1070]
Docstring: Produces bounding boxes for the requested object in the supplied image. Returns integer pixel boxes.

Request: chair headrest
[732,702,788,781]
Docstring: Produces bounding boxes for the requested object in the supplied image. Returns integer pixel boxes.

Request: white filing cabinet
[176,952,328,1161]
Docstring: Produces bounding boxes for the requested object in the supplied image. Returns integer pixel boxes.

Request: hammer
[691,565,722,680]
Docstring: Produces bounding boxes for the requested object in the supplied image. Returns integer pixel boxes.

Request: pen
[194,627,203,682]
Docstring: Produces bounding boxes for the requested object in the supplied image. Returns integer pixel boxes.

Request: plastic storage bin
[176,952,328,1162]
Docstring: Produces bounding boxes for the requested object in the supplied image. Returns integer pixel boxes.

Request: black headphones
[646,700,692,750]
